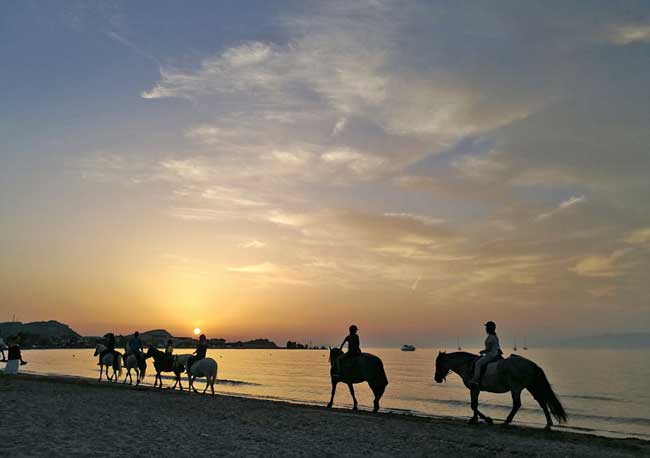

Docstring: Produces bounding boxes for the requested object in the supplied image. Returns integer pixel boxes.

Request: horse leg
[347,383,358,410]
[98,365,103,382]
[504,389,522,425]
[469,389,480,424]
[192,376,199,394]
[370,382,386,413]
[203,377,209,394]
[177,373,183,391]
[326,380,338,408]
[123,369,128,384]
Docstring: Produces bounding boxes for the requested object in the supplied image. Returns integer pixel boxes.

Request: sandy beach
[0,374,648,457]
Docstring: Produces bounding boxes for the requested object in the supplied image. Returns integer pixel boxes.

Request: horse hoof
[326,403,333,409]
[352,406,358,411]
[485,417,494,425]
[544,424,552,431]
[468,418,479,425]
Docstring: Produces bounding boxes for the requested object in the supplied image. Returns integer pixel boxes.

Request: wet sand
[1,374,648,457]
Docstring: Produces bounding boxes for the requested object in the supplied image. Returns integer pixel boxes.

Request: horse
[94,344,123,382]
[123,351,147,385]
[186,357,218,395]
[145,346,192,390]
[434,351,567,429]
[327,348,388,412]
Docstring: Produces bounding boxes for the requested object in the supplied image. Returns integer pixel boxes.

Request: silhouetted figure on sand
[0,335,6,362]
[186,334,208,372]
[97,333,119,369]
[335,324,361,376]
[4,337,27,374]
[469,321,502,386]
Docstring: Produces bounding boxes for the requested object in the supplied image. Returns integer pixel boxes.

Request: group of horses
[327,347,567,429]
[94,344,218,394]
[95,343,567,429]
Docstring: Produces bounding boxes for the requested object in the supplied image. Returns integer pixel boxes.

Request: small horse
[434,351,567,429]
[94,344,123,382]
[187,358,218,395]
[145,346,191,390]
[123,352,147,385]
[327,348,388,412]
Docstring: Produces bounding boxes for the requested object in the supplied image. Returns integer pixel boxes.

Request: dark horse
[434,351,567,429]
[327,348,388,412]
[145,346,191,390]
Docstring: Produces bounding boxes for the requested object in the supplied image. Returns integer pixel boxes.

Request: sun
[193,327,201,335]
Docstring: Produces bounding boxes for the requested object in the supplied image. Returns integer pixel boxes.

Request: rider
[124,331,145,366]
[164,338,174,355]
[187,334,208,373]
[98,333,118,369]
[469,321,502,386]
[335,324,362,375]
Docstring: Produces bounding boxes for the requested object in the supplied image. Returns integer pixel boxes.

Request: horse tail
[528,365,567,424]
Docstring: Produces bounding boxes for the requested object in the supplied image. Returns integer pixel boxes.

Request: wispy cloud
[536,196,586,221]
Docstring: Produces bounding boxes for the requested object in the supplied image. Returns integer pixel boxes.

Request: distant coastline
[0,320,324,350]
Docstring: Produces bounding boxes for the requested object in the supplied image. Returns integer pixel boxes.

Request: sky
[1,1,649,346]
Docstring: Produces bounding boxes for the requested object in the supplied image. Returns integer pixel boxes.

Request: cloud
[536,195,586,221]
[240,240,266,249]
[609,24,650,44]
[569,249,628,277]
[227,262,280,274]
[624,227,650,245]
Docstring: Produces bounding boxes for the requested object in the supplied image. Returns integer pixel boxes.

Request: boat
[513,337,518,351]
[523,336,528,350]
[401,344,416,352]
[457,336,462,350]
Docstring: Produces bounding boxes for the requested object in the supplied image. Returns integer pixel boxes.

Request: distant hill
[554,332,650,348]
[0,320,81,339]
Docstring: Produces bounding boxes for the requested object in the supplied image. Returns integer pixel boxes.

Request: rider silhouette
[97,333,119,369]
[469,321,502,386]
[164,338,174,355]
[124,331,145,366]
[335,325,361,375]
[187,334,208,372]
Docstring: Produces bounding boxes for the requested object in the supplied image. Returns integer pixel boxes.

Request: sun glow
[193,327,201,335]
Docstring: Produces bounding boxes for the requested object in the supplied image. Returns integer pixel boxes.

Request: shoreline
[2,373,649,457]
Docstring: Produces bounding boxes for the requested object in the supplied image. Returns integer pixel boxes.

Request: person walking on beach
[0,335,6,362]
[186,334,208,373]
[335,325,362,375]
[469,321,502,386]
[125,331,145,366]
[4,337,27,374]
[98,333,119,368]
[164,338,174,355]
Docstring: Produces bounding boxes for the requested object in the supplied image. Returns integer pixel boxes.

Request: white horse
[123,352,147,385]
[94,344,122,382]
[187,358,218,394]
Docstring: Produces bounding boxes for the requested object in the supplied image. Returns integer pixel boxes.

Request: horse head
[328,347,343,364]
[94,343,106,356]
[434,351,450,383]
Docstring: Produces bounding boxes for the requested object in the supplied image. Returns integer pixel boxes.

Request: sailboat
[513,337,518,351]
[523,337,528,350]
[457,336,462,350]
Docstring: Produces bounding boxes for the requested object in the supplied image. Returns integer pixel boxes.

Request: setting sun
[193,328,201,335]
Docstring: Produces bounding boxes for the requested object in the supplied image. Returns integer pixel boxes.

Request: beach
[1,374,648,457]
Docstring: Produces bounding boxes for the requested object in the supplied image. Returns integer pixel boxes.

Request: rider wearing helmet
[469,321,502,386]
[335,325,362,376]
[187,334,208,373]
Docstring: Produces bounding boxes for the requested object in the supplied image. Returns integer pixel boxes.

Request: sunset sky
[1,1,649,346]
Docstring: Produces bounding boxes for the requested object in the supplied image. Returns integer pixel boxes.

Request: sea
[12,347,650,440]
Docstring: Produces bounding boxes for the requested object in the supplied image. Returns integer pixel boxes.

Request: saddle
[471,355,504,390]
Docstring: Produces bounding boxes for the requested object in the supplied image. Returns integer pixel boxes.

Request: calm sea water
[12,347,650,440]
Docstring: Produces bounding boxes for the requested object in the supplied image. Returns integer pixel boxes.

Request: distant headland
[0,320,321,350]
